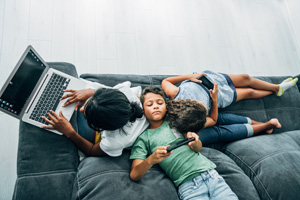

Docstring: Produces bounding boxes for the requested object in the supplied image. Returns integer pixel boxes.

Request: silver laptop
[0,45,85,135]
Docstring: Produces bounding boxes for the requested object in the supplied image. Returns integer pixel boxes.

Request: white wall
[0,0,299,199]
[284,0,300,58]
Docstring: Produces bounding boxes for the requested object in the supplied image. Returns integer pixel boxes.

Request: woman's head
[166,99,207,134]
[81,88,143,131]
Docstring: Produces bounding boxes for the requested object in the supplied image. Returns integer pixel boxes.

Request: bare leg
[251,119,273,134]
[251,119,263,125]
[252,118,282,135]
[235,88,273,101]
[228,74,279,92]
[227,74,280,101]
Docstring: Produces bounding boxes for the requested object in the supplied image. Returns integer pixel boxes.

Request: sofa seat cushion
[13,171,76,200]
[74,150,179,200]
[222,130,300,200]
[201,148,260,200]
[74,148,260,200]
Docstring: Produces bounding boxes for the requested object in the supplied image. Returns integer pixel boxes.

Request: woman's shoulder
[114,81,142,104]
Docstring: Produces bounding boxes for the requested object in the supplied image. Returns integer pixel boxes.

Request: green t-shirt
[130,121,216,187]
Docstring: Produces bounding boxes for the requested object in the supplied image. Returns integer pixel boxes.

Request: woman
[41,83,149,157]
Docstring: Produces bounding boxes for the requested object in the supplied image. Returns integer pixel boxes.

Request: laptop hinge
[25,74,49,114]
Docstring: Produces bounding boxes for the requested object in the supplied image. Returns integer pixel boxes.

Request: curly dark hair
[166,99,207,134]
[140,85,166,105]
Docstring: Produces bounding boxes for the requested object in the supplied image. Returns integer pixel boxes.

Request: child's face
[143,92,167,123]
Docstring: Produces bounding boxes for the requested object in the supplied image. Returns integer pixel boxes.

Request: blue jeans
[178,169,238,200]
[77,106,94,143]
[198,113,253,146]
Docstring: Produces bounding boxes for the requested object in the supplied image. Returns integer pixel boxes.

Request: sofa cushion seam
[18,169,76,178]
[78,170,130,185]
[77,168,162,185]
[250,150,300,168]
[76,170,81,200]
[223,149,272,199]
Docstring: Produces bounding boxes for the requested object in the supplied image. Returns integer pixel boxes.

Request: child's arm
[204,82,219,128]
[161,73,206,99]
[186,132,202,152]
[130,146,172,181]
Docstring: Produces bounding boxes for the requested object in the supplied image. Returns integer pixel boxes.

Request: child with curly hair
[162,71,298,111]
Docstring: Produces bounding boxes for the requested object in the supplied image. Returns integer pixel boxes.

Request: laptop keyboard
[29,73,70,124]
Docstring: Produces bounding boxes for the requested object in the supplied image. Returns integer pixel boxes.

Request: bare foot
[270,118,282,129]
[266,129,273,134]
[265,119,281,134]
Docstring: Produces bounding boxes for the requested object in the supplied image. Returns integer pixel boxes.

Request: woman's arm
[161,73,205,99]
[41,110,107,157]
[130,146,172,181]
[67,133,107,157]
[204,82,218,128]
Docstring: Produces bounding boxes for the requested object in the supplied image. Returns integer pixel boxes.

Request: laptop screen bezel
[0,45,49,119]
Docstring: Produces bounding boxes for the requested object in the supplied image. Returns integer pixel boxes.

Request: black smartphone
[166,138,195,152]
[199,75,214,90]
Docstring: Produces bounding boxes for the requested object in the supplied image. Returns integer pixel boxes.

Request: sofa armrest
[13,62,80,200]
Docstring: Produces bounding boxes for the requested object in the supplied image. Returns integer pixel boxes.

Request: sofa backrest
[80,73,300,134]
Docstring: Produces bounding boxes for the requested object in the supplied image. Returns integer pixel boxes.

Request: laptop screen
[0,50,45,116]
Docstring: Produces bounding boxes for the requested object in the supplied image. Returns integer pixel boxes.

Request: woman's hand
[41,110,76,137]
[148,146,172,165]
[210,81,218,103]
[186,132,202,152]
[60,88,95,110]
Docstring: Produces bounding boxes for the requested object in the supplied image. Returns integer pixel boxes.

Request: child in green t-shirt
[130,86,238,200]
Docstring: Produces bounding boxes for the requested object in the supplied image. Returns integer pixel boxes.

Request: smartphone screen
[199,76,214,90]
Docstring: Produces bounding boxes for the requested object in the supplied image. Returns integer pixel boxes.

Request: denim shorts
[198,113,253,146]
[178,169,238,200]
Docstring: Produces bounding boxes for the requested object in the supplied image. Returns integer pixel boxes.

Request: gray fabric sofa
[13,63,300,200]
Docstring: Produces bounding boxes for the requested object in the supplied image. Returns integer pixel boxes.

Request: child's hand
[189,73,207,83]
[186,132,202,152]
[149,146,172,165]
[210,81,218,102]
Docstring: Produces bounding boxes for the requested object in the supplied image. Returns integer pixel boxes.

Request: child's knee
[237,88,256,100]
[241,74,252,83]
[244,88,256,98]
